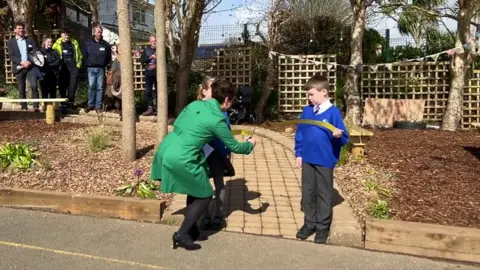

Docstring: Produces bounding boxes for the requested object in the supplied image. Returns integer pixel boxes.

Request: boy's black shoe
[314,229,329,244]
[296,225,315,240]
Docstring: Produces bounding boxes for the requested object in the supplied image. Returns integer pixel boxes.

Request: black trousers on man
[301,162,334,231]
[58,63,78,106]
[145,75,157,108]
[15,68,39,109]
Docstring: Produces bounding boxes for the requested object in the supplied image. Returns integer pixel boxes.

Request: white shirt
[313,100,333,115]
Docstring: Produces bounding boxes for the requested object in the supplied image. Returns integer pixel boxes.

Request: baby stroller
[228,85,256,125]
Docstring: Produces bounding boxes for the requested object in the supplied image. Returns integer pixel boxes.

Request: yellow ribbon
[274,119,337,133]
[230,120,337,137]
[231,129,254,136]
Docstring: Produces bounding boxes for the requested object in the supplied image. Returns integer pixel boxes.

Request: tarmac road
[0,207,478,270]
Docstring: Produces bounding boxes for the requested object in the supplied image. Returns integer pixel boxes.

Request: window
[133,7,146,24]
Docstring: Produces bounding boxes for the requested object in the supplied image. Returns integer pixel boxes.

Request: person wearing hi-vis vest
[84,25,111,114]
[52,28,82,110]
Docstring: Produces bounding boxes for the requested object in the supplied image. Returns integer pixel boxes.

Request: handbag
[222,154,235,177]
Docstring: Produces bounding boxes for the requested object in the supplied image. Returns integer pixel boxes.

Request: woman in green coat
[150,79,256,251]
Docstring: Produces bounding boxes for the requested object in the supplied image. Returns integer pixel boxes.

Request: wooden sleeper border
[365,218,480,264]
[0,188,166,223]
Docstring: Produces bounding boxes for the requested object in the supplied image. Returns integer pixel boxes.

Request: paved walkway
[161,124,361,246]
[1,207,478,270]
[62,113,361,245]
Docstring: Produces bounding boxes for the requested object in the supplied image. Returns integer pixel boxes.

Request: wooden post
[45,103,55,124]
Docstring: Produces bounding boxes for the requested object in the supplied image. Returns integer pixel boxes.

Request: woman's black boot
[172,232,201,251]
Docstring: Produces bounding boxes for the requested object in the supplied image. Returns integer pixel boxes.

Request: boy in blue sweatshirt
[294,75,349,244]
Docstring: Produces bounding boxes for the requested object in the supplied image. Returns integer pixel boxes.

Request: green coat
[150,99,253,198]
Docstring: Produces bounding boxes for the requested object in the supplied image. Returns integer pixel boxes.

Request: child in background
[197,76,232,230]
[294,74,349,244]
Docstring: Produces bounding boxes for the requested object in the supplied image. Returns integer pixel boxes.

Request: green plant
[363,179,392,198]
[85,126,111,152]
[337,143,351,166]
[116,169,158,199]
[0,143,40,170]
[368,199,391,219]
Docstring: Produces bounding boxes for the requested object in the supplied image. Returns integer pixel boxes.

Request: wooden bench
[0,98,68,125]
[348,124,374,157]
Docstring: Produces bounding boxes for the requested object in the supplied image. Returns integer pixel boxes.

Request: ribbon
[231,129,254,136]
[273,119,337,133]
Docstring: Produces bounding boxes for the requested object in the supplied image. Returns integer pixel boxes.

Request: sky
[198,0,460,45]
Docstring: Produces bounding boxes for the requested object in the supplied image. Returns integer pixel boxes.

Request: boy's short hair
[211,79,236,104]
[304,75,330,93]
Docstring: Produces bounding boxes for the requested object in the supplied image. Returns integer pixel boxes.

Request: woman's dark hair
[211,79,236,105]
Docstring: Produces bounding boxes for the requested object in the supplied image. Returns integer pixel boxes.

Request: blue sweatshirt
[294,104,349,169]
[212,111,232,156]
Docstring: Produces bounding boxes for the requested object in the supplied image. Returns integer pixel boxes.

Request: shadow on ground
[464,146,480,160]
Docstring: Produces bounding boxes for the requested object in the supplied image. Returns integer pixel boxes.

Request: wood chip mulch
[366,129,480,228]
[0,120,173,203]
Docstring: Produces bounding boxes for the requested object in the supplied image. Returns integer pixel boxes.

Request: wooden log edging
[0,188,166,223]
[365,218,480,264]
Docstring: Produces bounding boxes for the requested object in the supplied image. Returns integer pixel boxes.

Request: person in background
[53,28,82,110]
[7,21,41,111]
[105,44,122,120]
[84,25,111,113]
[140,35,157,116]
[196,76,233,231]
[40,37,61,101]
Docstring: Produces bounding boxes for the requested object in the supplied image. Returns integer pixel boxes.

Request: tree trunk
[117,0,136,161]
[344,1,366,126]
[254,1,281,123]
[155,0,168,144]
[174,21,201,116]
[255,59,275,123]
[88,0,99,27]
[6,0,36,35]
[441,0,473,131]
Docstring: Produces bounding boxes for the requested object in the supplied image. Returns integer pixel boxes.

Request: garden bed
[0,120,171,202]
[261,121,480,228]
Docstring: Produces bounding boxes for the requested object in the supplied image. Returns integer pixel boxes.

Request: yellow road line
[0,240,165,269]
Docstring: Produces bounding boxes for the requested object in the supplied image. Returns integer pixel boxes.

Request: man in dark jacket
[7,21,40,111]
[84,25,111,113]
[140,35,157,116]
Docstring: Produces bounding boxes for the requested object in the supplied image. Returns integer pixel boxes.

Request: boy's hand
[296,157,302,168]
[333,128,343,138]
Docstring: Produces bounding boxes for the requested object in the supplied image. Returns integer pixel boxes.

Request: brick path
[62,113,363,246]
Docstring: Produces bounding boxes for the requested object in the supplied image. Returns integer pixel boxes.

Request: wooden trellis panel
[277,54,337,112]
[132,51,145,91]
[208,47,251,87]
[464,70,480,129]
[3,30,61,84]
[360,62,450,124]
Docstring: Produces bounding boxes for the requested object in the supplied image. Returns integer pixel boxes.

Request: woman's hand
[247,136,256,147]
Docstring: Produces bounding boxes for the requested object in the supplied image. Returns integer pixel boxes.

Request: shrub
[0,143,40,170]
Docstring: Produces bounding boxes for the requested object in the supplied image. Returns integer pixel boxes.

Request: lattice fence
[207,46,251,87]
[277,54,337,112]
[360,62,450,124]
[465,70,480,128]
